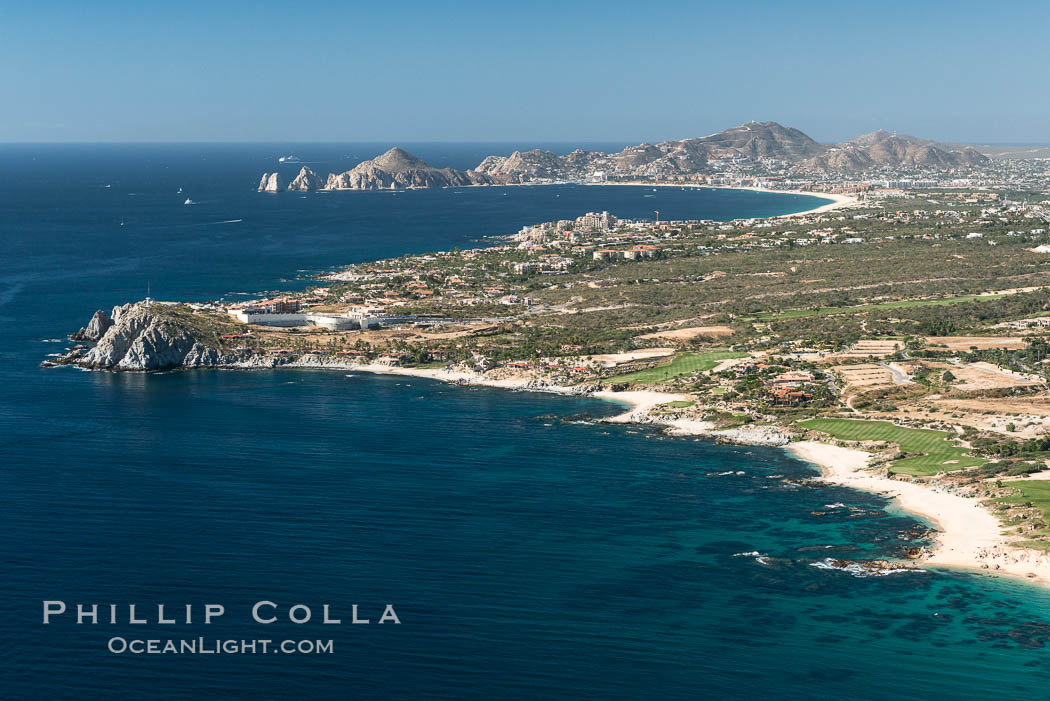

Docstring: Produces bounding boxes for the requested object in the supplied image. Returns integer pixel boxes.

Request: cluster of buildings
[592,245,659,261]
[730,362,820,405]
[228,305,387,331]
[219,176,1050,338]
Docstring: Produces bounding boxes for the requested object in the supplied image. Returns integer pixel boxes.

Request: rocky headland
[48,303,247,371]
[287,166,325,191]
[259,148,494,192]
[43,304,794,448]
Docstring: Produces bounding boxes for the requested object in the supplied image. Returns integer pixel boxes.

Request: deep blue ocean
[3,144,1050,700]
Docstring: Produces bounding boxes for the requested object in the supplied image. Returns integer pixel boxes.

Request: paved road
[878,362,913,385]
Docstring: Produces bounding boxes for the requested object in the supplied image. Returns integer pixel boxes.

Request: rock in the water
[258,172,282,192]
[73,303,239,371]
[324,147,491,190]
[287,166,324,191]
[259,148,494,192]
[70,309,113,342]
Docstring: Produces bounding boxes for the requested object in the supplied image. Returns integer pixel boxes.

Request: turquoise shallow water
[3,145,1050,699]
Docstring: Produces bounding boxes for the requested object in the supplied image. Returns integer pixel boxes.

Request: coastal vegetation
[607,350,745,385]
[996,480,1050,550]
[748,291,1025,322]
[798,418,986,475]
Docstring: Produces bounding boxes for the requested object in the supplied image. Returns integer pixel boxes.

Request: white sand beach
[587,180,858,217]
[592,389,690,420]
[722,186,858,217]
[786,441,1050,586]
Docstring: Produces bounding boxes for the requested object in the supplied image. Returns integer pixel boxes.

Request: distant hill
[474,122,827,181]
[325,148,493,190]
[803,130,989,173]
[259,123,994,192]
[684,121,826,160]
[966,143,1050,160]
[474,122,988,181]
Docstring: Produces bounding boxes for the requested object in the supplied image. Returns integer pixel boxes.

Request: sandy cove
[585,180,859,217]
[786,441,1050,587]
[331,361,790,445]
[702,185,858,217]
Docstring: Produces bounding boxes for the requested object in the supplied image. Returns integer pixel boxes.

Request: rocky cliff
[287,166,325,191]
[258,148,495,192]
[46,303,400,372]
[56,303,246,371]
[258,172,282,192]
[475,149,568,182]
[323,147,494,190]
[70,309,114,342]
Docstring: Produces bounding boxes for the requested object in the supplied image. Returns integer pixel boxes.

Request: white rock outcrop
[258,172,282,192]
[287,166,324,191]
[258,148,494,192]
[71,309,114,342]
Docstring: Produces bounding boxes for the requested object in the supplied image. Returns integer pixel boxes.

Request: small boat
[278,155,301,163]
[177,187,183,194]
[183,198,196,205]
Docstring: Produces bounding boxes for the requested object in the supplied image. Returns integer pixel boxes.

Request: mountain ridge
[258,123,991,191]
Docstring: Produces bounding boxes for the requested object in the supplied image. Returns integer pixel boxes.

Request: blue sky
[2,0,1048,143]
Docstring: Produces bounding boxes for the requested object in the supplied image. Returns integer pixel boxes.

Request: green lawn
[798,417,985,476]
[997,480,1050,548]
[609,351,746,385]
[750,291,1019,322]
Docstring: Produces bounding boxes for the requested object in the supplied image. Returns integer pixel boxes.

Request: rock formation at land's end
[71,309,114,342]
[258,148,495,192]
[324,148,494,190]
[258,172,282,192]
[287,166,325,191]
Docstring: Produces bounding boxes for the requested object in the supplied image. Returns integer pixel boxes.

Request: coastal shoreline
[308,360,1050,589]
[342,179,855,220]
[60,350,1050,589]
[717,186,857,217]
[49,173,1043,589]
[786,441,1050,587]
[311,360,790,445]
[581,180,858,217]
